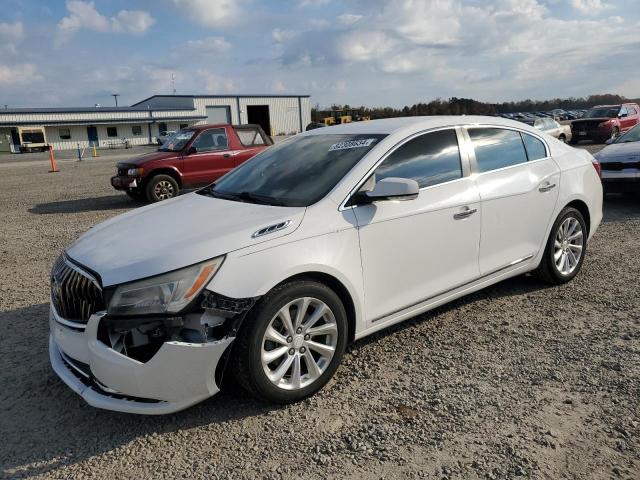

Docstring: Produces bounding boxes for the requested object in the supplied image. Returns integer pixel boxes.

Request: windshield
[160,130,195,151]
[584,107,619,118]
[615,124,640,143]
[200,133,387,207]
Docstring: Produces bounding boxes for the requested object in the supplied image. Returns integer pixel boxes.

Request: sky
[0,0,639,108]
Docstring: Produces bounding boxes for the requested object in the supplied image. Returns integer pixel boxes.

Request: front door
[466,127,560,275]
[182,127,236,187]
[87,126,98,147]
[353,128,481,323]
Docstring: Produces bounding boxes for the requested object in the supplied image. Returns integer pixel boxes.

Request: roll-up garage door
[206,106,231,124]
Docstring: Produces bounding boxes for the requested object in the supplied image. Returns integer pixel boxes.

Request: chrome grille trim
[51,254,105,323]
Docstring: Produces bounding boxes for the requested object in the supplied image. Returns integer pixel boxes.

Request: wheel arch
[565,199,591,235]
[143,168,183,188]
[270,271,357,343]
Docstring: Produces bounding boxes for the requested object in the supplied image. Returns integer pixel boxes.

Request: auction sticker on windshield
[328,138,377,151]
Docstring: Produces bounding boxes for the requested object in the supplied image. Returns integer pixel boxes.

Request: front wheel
[534,207,587,284]
[145,174,179,202]
[232,280,348,403]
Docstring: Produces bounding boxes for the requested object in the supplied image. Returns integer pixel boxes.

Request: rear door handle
[453,207,478,220]
[539,182,556,192]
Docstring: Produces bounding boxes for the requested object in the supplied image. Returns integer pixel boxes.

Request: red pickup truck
[111,124,272,202]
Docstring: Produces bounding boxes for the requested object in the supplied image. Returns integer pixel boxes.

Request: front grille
[51,255,105,323]
[601,161,640,171]
[117,167,128,176]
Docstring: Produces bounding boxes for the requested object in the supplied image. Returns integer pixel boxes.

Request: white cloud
[272,28,296,43]
[58,1,154,36]
[271,80,287,92]
[337,14,363,25]
[0,21,25,53]
[569,0,612,14]
[298,0,330,7]
[0,63,42,86]
[186,36,232,53]
[339,31,395,62]
[198,71,237,93]
[172,0,239,27]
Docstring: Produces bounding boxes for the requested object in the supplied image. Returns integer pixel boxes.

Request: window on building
[191,128,228,152]
[468,128,528,173]
[374,129,462,188]
[521,133,547,161]
[107,127,118,138]
[180,123,188,130]
[132,125,142,136]
[59,128,71,140]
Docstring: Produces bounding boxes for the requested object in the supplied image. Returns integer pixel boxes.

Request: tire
[232,280,348,404]
[558,134,566,143]
[145,174,179,202]
[533,207,587,284]
[611,127,620,140]
[125,189,145,201]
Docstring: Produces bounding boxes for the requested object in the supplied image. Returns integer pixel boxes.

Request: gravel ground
[1,144,638,479]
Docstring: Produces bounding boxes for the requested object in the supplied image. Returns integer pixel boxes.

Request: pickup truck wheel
[232,280,348,404]
[145,174,179,202]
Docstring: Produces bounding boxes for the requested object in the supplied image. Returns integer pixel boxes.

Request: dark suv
[111,124,272,202]
[571,103,640,144]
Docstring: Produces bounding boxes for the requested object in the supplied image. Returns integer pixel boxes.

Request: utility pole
[112,93,120,107]
[171,73,176,95]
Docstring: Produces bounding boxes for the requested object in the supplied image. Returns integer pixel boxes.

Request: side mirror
[354,177,419,204]
[618,113,627,118]
[186,146,197,155]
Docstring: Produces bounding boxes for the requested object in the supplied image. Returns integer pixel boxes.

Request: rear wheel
[534,207,587,284]
[232,280,348,403]
[145,174,179,202]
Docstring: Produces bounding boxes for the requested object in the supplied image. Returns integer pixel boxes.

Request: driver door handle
[223,153,231,158]
[453,207,478,220]
[539,182,556,193]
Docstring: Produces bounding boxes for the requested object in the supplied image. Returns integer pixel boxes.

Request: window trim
[339,126,471,211]
[462,125,550,176]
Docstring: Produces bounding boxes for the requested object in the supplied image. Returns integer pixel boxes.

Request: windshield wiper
[198,187,286,206]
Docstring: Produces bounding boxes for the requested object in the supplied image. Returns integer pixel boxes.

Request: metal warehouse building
[0,94,311,153]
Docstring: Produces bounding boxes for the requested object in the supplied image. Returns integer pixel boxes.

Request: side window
[235,127,267,146]
[619,107,627,117]
[132,125,142,136]
[468,128,528,173]
[374,129,462,188]
[521,133,547,161]
[59,128,71,140]
[191,128,228,152]
[107,126,118,138]
[534,119,544,129]
[544,119,555,130]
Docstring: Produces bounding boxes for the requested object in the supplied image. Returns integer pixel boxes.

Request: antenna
[112,93,120,107]
[171,73,176,95]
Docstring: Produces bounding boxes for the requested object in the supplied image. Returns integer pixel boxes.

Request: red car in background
[570,103,640,144]
[111,124,273,202]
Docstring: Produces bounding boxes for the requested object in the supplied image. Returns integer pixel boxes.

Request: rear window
[234,127,271,146]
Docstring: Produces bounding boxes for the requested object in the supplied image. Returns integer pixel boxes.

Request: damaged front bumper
[49,304,235,415]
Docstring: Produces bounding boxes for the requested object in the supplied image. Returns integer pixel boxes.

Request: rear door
[181,127,235,186]
[465,127,560,275]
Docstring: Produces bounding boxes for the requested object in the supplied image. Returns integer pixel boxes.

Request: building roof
[131,93,311,106]
[0,106,194,114]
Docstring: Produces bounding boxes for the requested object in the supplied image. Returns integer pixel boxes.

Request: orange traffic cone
[49,145,59,173]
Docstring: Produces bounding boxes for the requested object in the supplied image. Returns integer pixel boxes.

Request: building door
[205,106,231,124]
[246,105,270,136]
[87,126,99,147]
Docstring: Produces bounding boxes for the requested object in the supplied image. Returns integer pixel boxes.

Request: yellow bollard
[92,144,98,157]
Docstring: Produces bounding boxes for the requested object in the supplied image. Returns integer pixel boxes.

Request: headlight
[108,257,224,316]
[127,167,143,176]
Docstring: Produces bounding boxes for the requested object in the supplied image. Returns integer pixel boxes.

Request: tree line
[312,94,639,121]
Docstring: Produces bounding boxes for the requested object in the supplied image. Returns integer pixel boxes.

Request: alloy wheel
[553,216,584,276]
[154,180,175,200]
[261,297,338,391]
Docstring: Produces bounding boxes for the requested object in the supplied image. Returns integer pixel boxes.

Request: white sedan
[49,116,603,414]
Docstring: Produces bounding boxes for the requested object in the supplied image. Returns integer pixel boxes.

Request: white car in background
[49,116,603,414]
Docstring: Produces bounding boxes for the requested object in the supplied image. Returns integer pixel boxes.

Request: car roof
[301,115,545,136]
[187,123,261,131]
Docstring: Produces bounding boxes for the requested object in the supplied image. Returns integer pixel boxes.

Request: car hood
[596,141,640,161]
[66,193,306,287]
[117,150,181,167]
